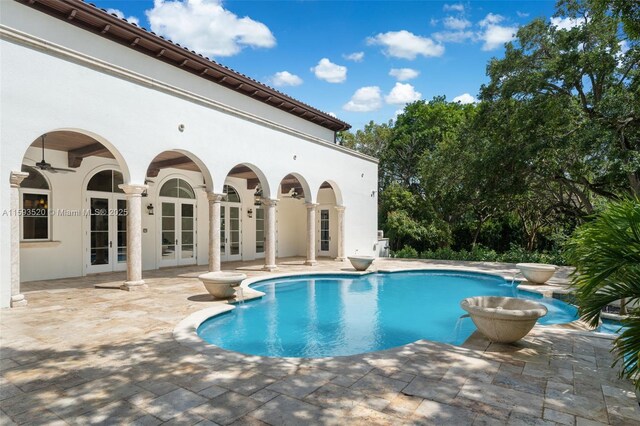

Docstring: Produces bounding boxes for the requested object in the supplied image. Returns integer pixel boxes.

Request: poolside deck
[1,258,638,425]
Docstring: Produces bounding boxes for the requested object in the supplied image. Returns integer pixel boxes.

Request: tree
[481,0,640,200]
[564,198,640,387]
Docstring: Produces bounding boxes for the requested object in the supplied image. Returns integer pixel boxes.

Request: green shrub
[393,245,419,258]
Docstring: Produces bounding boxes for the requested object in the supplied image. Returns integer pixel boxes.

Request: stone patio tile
[0,410,17,426]
[544,390,609,423]
[143,388,209,421]
[449,396,511,421]
[507,411,558,425]
[383,393,423,418]
[350,373,408,399]
[413,399,475,425]
[492,371,546,396]
[402,376,461,404]
[127,390,158,407]
[73,400,146,425]
[0,359,20,373]
[160,410,212,426]
[249,394,330,426]
[459,381,543,416]
[130,414,163,426]
[543,408,574,425]
[222,374,277,396]
[348,404,404,426]
[304,383,365,412]
[190,391,262,425]
[136,380,180,396]
[575,417,607,426]
[472,414,508,425]
[198,385,228,400]
[266,373,332,399]
[228,416,269,426]
[249,388,280,404]
[330,374,363,388]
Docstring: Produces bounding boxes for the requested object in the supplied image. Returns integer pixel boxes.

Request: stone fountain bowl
[348,255,375,271]
[198,272,247,299]
[460,296,548,343]
[516,263,558,284]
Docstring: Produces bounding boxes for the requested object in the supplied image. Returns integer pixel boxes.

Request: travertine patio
[1,258,638,425]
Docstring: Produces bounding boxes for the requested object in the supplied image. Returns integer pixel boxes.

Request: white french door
[159,199,197,267]
[318,207,331,257]
[86,192,127,274]
[221,203,242,262]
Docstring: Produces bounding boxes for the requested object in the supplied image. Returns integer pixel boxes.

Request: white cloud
[550,16,582,31]
[479,13,505,27]
[389,68,420,81]
[443,3,465,12]
[385,83,422,105]
[107,8,140,26]
[328,112,337,118]
[453,93,477,104]
[145,0,276,57]
[343,52,365,62]
[619,40,630,54]
[270,71,303,87]
[343,86,383,112]
[444,16,471,30]
[310,58,347,83]
[516,11,530,18]
[433,30,474,43]
[367,30,444,60]
[478,14,517,51]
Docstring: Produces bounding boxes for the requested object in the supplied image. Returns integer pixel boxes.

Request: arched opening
[315,181,343,259]
[146,151,211,269]
[276,173,312,260]
[220,164,270,263]
[18,130,130,283]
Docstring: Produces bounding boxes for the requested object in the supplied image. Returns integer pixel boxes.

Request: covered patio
[1,258,638,425]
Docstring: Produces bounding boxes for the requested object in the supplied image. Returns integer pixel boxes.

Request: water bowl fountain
[348,255,375,271]
[460,296,547,343]
[198,272,247,299]
[516,263,558,285]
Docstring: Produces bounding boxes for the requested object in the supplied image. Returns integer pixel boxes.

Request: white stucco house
[0,0,378,308]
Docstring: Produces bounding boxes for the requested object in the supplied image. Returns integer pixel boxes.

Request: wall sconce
[147,204,154,215]
[247,208,253,218]
[371,190,376,197]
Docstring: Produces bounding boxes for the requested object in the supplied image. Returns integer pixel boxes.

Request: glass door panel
[90,197,110,268]
[229,206,240,256]
[320,209,330,254]
[116,199,127,265]
[255,207,264,255]
[161,202,176,262]
[180,202,196,263]
[220,206,226,255]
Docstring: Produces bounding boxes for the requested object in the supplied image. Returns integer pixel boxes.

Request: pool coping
[173,266,616,359]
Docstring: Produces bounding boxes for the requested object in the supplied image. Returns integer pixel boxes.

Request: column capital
[118,184,147,195]
[9,171,29,188]
[335,205,346,212]
[207,192,225,203]
[305,202,319,209]
[262,198,279,207]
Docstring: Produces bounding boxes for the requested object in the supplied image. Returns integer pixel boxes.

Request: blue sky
[92,1,558,130]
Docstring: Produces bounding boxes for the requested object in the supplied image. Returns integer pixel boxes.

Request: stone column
[263,198,278,271]
[207,192,224,272]
[305,203,318,266]
[119,184,147,291]
[10,171,29,307]
[335,206,346,261]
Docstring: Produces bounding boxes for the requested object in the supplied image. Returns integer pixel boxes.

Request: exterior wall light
[247,208,253,218]
[147,203,154,215]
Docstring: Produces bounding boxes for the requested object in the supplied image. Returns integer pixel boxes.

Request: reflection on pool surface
[197,271,579,358]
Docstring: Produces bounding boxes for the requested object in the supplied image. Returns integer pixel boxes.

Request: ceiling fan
[283,187,305,200]
[24,134,76,173]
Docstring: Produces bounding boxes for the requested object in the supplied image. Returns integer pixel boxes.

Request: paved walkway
[1,258,638,425]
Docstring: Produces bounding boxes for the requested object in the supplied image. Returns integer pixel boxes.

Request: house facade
[0,0,379,308]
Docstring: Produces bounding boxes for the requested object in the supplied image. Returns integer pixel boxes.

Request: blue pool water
[598,319,628,335]
[197,271,579,358]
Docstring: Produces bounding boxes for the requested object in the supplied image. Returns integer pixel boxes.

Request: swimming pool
[197,270,578,358]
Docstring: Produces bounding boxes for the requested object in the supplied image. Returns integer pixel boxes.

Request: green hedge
[392,244,565,265]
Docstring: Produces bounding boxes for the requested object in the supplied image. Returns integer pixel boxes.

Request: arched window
[87,170,124,193]
[20,166,50,240]
[159,178,195,199]
[223,185,241,203]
